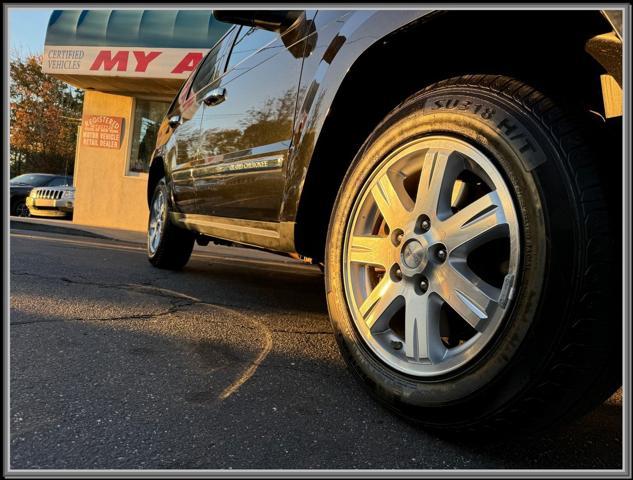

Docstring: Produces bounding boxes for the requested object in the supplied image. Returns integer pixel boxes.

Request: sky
[8,8,54,57]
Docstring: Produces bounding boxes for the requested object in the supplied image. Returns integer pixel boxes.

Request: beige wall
[73,90,149,232]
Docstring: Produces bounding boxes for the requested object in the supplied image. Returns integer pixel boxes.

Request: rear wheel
[147,178,195,270]
[325,75,620,433]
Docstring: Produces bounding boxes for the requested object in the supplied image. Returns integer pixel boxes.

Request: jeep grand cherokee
[145,10,623,434]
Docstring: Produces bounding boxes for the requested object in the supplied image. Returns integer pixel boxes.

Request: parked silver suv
[27,185,75,218]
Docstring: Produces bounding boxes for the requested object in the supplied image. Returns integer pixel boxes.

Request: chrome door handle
[202,87,227,106]
[168,115,181,128]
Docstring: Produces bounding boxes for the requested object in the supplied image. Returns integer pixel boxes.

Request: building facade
[44,10,229,231]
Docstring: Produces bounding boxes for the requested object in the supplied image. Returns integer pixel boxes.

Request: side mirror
[213,10,303,33]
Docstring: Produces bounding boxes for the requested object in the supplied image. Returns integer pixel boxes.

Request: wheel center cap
[401,239,426,270]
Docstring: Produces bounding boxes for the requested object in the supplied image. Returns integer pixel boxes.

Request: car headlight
[61,190,75,199]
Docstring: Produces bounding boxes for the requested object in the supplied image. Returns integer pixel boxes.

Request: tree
[9,54,83,178]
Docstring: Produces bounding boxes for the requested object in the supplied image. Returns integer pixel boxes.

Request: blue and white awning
[43,10,231,98]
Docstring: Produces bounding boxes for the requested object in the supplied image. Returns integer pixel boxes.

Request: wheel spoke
[441,191,507,252]
[359,275,403,330]
[416,149,463,218]
[151,231,159,251]
[371,172,413,229]
[404,293,442,363]
[435,266,500,331]
[149,192,165,253]
[349,235,391,267]
[158,194,165,216]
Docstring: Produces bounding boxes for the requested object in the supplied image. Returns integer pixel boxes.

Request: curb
[11,219,114,241]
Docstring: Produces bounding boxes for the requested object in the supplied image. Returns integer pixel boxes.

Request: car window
[10,174,54,187]
[170,75,192,115]
[190,28,235,94]
[226,26,278,72]
[47,177,71,187]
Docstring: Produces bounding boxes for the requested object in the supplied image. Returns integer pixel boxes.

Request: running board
[170,213,295,252]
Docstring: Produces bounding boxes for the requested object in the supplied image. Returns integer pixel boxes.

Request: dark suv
[146,10,623,433]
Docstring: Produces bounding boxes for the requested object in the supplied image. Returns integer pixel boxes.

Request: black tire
[147,178,195,270]
[324,75,620,434]
[11,198,29,217]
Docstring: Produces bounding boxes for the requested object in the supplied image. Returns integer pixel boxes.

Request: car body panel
[150,10,430,250]
[158,27,239,214]
[192,17,312,221]
[150,9,615,254]
[280,9,429,223]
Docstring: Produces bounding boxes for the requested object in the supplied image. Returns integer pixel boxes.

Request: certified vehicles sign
[43,46,209,79]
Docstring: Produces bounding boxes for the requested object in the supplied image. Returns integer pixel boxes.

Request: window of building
[128,99,169,175]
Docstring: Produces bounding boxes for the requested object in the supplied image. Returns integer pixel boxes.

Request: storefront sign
[43,46,209,79]
[81,115,124,149]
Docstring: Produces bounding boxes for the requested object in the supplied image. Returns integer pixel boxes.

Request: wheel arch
[293,9,614,262]
[147,156,166,207]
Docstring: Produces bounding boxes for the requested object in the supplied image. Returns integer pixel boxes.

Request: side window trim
[190,26,239,98]
[225,14,308,74]
[224,25,243,74]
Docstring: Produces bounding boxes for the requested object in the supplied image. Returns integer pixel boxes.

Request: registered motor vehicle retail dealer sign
[81,115,124,149]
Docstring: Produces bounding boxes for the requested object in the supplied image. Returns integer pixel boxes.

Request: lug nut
[417,215,431,234]
[391,340,403,350]
[436,248,447,262]
[419,278,429,293]
[391,264,404,282]
[392,229,405,247]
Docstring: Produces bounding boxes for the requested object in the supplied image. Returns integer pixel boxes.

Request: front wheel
[12,199,30,217]
[325,75,620,434]
[147,178,195,270]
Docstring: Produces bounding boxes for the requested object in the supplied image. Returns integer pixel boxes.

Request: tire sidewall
[325,85,582,425]
[147,179,169,260]
[12,198,28,217]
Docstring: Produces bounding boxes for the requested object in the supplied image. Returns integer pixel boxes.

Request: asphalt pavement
[9,227,623,470]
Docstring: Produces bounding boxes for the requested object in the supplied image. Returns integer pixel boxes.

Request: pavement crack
[12,270,328,318]
[11,297,196,326]
[270,328,332,335]
[11,271,199,303]
[11,272,328,397]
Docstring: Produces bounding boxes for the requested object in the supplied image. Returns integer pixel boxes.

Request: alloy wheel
[343,136,521,377]
[148,190,165,255]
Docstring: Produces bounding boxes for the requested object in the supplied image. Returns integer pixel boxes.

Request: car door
[193,13,311,222]
[166,28,236,214]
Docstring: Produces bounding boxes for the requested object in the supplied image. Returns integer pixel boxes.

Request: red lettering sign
[133,51,161,72]
[53,48,208,77]
[171,52,203,74]
[90,50,129,72]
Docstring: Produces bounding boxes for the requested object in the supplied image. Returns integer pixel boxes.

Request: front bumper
[26,197,74,217]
